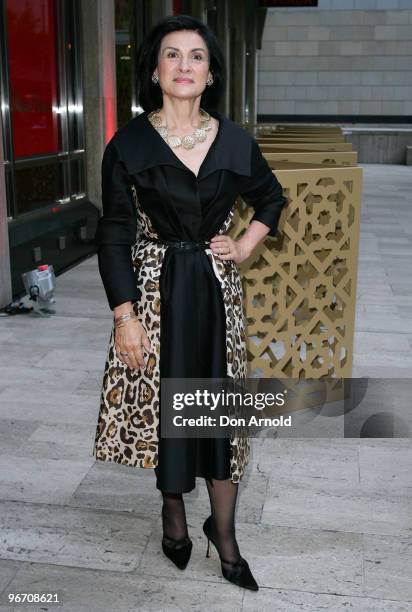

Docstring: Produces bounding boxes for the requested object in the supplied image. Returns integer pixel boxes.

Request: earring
[152,72,159,84]
[206,75,213,86]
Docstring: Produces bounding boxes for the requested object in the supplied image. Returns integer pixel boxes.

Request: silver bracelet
[114,311,138,327]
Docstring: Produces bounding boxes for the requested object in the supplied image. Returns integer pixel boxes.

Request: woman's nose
[178,58,191,71]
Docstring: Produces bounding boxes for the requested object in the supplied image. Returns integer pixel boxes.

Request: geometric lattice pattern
[229,166,363,379]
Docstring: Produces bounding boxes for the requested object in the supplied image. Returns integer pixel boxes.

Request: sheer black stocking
[160,491,189,545]
[205,477,242,569]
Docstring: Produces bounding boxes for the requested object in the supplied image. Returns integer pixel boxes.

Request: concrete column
[146,0,174,28]
[80,0,116,211]
[0,107,12,308]
[182,0,207,21]
[244,1,258,129]
[231,1,246,124]
[214,0,230,117]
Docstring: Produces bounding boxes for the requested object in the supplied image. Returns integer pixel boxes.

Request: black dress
[154,234,232,492]
[93,109,287,493]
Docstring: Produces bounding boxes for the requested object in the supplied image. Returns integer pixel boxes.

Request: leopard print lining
[92,185,250,483]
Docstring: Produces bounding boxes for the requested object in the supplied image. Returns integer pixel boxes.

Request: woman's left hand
[209,234,251,265]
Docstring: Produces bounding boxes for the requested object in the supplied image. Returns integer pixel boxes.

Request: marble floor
[0,163,411,611]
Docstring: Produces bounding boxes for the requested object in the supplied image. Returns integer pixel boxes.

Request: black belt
[155,238,210,250]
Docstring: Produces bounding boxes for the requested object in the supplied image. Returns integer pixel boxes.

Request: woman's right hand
[114,318,151,370]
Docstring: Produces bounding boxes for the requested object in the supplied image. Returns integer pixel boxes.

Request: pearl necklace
[147,108,213,150]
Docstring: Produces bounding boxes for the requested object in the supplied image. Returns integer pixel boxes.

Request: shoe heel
[202,515,259,591]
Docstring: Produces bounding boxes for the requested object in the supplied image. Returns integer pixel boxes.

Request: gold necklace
[147,108,212,150]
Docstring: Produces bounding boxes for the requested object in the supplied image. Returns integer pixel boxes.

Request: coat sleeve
[94,137,141,311]
[237,137,287,237]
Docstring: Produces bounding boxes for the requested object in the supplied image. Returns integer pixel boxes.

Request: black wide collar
[114,109,253,181]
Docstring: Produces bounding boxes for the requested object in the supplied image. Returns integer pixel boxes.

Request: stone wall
[258,2,412,118]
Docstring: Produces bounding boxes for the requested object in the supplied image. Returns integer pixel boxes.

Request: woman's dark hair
[135,14,226,112]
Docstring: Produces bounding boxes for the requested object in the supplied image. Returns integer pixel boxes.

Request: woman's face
[155,30,211,101]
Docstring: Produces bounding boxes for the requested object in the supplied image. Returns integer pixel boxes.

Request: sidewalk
[0,164,411,611]
[353,163,412,377]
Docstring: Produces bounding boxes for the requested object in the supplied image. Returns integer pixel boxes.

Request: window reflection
[6,0,61,158]
[3,0,85,219]
[14,161,64,215]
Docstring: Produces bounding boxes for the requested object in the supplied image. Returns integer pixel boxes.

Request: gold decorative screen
[230,166,363,379]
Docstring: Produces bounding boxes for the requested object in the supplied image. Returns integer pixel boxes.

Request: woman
[92,14,287,592]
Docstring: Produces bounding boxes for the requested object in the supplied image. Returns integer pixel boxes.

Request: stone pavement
[0,164,411,611]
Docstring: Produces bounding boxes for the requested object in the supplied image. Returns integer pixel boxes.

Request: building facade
[0,0,267,309]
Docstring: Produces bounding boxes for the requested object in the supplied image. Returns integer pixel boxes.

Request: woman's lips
[174,79,193,83]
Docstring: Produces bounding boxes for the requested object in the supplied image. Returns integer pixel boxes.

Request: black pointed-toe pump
[203,515,259,591]
[161,534,193,570]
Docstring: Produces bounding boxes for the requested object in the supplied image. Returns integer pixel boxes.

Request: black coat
[92,109,288,485]
[95,109,287,311]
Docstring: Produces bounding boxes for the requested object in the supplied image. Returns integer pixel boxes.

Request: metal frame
[0,0,86,222]
[0,0,15,220]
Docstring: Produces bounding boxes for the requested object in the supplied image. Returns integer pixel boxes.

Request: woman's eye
[166,51,204,60]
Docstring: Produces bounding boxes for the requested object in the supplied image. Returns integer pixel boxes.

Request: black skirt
[154,246,231,493]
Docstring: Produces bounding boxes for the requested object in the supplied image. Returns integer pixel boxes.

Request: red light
[38,265,49,270]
